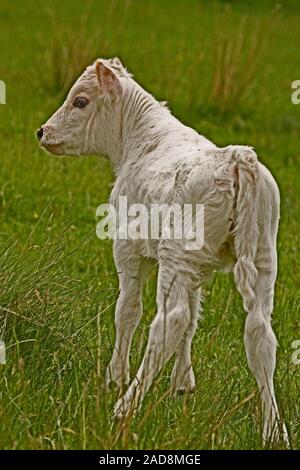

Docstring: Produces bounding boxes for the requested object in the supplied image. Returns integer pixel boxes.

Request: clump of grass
[0,215,119,449]
[210,7,280,112]
[35,8,106,97]
[34,1,133,98]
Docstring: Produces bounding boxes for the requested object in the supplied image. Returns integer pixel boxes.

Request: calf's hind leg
[235,247,288,444]
[244,267,288,444]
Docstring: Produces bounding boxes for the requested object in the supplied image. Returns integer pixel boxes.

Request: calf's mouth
[41,142,64,155]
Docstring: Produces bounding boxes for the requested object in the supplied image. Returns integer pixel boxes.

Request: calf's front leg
[170,288,201,393]
[106,247,150,391]
[106,277,142,389]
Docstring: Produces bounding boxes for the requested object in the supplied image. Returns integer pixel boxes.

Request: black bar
[0,450,299,468]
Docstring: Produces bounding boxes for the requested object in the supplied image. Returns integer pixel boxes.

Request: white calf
[38,57,288,444]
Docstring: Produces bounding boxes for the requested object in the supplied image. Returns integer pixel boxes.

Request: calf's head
[37,58,124,156]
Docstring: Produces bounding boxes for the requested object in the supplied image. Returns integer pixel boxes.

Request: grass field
[0,0,299,450]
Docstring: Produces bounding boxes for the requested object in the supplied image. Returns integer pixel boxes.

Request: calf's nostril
[37,127,44,141]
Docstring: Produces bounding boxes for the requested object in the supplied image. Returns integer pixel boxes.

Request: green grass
[0,0,300,450]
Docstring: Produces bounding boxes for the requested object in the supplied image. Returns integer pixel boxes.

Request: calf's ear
[95,60,122,101]
[112,57,123,67]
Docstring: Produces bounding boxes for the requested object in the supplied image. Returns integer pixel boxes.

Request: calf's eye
[73,96,89,108]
